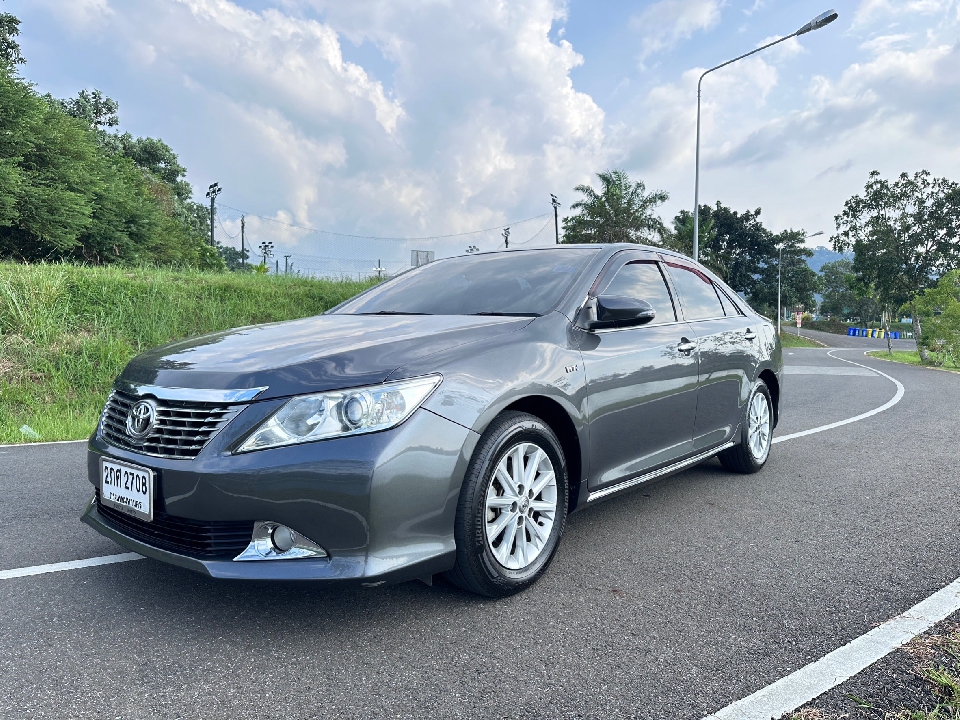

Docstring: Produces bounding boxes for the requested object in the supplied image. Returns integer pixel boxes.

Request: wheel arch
[501,395,584,513]
[758,368,780,428]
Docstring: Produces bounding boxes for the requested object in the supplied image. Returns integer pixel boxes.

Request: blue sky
[7,0,960,255]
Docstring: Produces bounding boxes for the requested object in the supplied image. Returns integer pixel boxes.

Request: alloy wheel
[748,391,771,461]
[484,442,558,571]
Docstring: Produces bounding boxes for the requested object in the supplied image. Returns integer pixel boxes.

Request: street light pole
[205,182,222,247]
[693,9,837,263]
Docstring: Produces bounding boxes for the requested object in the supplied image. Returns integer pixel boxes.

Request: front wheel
[445,411,568,598]
[718,380,773,474]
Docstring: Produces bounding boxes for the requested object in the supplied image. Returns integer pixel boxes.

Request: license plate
[100,458,154,522]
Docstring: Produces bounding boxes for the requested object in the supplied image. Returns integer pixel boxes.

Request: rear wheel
[445,411,568,597]
[718,380,773,474]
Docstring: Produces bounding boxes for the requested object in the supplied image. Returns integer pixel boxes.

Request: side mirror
[580,295,656,330]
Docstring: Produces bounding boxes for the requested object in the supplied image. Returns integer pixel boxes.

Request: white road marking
[783,366,877,376]
[0,439,86,449]
[0,553,143,580]
[773,350,905,445]
[703,576,960,720]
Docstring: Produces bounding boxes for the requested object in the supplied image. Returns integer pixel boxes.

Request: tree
[913,270,960,366]
[665,205,714,259]
[48,88,119,131]
[217,243,251,272]
[0,8,24,69]
[818,258,879,324]
[562,169,668,244]
[833,170,960,357]
[750,229,818,316]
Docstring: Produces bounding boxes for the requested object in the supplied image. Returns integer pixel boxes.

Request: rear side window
[666,264,724,321]
[601,261,677,324]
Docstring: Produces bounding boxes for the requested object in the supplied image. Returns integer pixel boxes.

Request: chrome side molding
[587,441,736,502]
[116,381,268,404]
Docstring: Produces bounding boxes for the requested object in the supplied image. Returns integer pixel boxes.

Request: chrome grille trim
[99,391,243,459]
[115,381,268,403]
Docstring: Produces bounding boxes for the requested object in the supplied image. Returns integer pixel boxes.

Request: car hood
[119,314,532,400]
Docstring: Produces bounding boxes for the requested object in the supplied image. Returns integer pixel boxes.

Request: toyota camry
[83,244,782,597]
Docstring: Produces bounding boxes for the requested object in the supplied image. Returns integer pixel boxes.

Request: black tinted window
[716,286,742,317]
[667,264,724,320]
[602,262,676,324]
[335,249,599,316]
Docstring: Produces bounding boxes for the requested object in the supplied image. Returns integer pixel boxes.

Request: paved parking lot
[1,346,958,719]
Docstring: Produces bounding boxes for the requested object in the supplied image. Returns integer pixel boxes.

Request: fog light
[233,521,327,562]
[270,525,296,553]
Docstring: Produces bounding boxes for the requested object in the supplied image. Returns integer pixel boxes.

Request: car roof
[466,242,696,264]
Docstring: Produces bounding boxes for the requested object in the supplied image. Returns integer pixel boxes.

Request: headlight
[236,374,442,452]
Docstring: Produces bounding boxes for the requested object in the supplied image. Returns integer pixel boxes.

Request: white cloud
[631,0,724,65]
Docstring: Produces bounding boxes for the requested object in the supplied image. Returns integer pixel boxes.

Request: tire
[718,380,773,474]
[445,411,568,598]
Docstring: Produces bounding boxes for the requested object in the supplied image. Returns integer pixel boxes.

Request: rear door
[580,253,700,493]
[662,260,757,451]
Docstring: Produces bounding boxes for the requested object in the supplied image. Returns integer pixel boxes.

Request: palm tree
[561,169,669,245]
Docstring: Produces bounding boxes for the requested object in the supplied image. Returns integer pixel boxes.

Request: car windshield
[334,249,600,316]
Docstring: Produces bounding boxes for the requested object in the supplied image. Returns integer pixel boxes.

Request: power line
[217,204,550,242]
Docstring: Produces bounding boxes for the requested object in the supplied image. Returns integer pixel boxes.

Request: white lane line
[0,439,87,449]
[783,366,877,376]
[773,350,905,445]
[0,553,143,580]
[703,576,960,720]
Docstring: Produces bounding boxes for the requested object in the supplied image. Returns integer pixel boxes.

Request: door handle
[744,329,757,341]
[677,339,696,354]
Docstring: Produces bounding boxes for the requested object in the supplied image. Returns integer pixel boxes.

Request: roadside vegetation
[779,332,822,348]
[0,263,375,443]
[866,350,960,372]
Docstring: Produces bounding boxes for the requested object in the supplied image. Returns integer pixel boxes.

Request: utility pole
[240,215,246,269]
[284,254,291,274]
[503,227,510,249]
[205,182,221,247]
[550,194,561,244]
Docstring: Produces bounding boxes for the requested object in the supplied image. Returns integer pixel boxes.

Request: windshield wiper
[356,311,432,315]
[468,312,540,317]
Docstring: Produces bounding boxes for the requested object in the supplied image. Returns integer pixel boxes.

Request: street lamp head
[796,9,838,36]
[806,230,824,238]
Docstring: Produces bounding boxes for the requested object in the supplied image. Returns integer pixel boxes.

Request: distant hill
[807,246,853,273]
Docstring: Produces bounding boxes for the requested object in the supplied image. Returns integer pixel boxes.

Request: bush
[914,270,960,366]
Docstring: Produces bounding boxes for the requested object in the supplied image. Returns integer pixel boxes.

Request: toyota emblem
[126,399,157,439]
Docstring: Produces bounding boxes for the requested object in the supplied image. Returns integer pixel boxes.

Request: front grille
[99,391,242,459]
[96,492,254,559]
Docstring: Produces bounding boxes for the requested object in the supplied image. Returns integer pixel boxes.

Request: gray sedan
[83,244,782,597]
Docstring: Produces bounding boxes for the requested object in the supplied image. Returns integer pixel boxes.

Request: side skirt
[586,441,736,503]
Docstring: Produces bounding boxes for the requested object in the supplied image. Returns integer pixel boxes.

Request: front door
[580,255,700,493]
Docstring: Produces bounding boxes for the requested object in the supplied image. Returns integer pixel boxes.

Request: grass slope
[779,331,823,348]
[866,350,960,372]
[0,263,376,443]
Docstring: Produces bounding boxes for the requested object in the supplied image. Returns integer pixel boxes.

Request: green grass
[779,331,823,348]
[0,262,377,443]
[866,350,960,371]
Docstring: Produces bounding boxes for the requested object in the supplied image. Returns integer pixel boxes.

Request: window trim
[664,261,727,323]
[597,260,679,327]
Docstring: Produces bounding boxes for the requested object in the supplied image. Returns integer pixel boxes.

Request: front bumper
[84,407,478,584]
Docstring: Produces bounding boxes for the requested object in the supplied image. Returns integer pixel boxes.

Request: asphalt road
[1,348,958,720]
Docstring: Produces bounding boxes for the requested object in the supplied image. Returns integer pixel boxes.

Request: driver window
[601,261,677,324]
